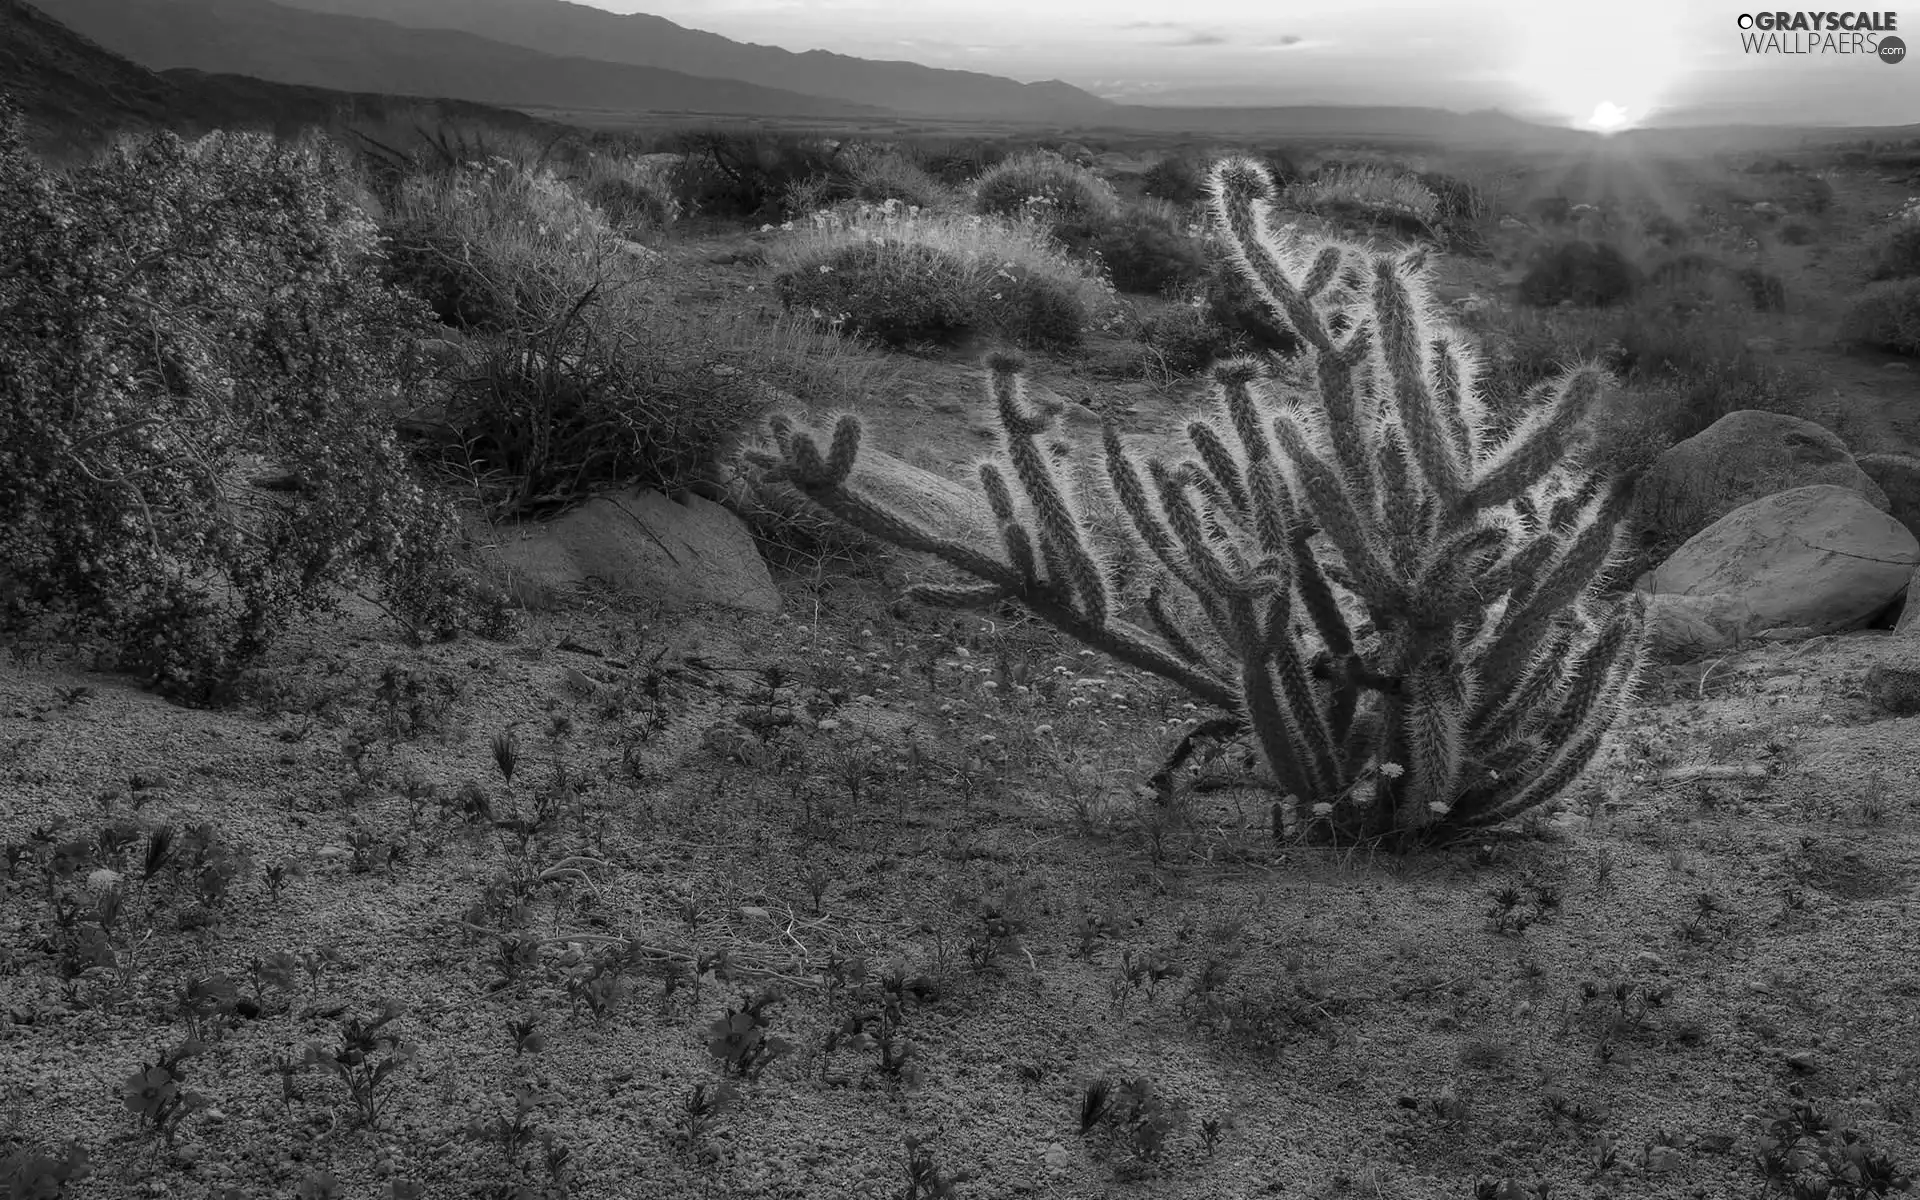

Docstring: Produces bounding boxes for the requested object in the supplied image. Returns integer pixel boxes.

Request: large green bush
[0,105,500,702]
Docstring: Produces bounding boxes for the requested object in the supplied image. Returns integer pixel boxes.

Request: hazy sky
[584,0,1917,127]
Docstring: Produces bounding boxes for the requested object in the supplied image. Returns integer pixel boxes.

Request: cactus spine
[764,157,1647,842]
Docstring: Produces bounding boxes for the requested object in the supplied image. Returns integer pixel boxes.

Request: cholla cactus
[761,157,1647,843]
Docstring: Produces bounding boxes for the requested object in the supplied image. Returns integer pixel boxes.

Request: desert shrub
[350,121,570,208]
[770,200,1114,349]
[1779,221,1817,246]
[581,173,669,235]
[1780,172,1834,215]
[1646,252,1721,287]
[912,138,1008,186]
[1518,240,1638,307]
[1869,224,1920,280]
[380,216,515,332]
[1139,300,1245,375]
[1845,279,1920,355]
[0,111,501,701]
[974,267,1092,350]
[1056,202,1208,296]
[1530,195,1572,225]
[1141,155,1205,204]
[775,239,975,344]
[1418,170,1485,223]
[758,156,1648,844]
[973,150,1119,223]
[1260,148,1304,188]
[1286,163,1439,237]
[383,154,627,328]
[663,127,846,219]
[843,146,946,209]
[1476,293,1803,480]
[1733,266,1787,312]
[432,304,771,517]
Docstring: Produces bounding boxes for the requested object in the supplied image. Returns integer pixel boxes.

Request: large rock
[1641,593,1760,659]
[1857,454,1920,632]
[1630,410,1889,555]
[1858,452,1920,540]
[1635,484,1917,641]
[486,488,779,614]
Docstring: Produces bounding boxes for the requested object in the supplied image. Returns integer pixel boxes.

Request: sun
[1510,3,1692,132]
[1585,102,1634,134]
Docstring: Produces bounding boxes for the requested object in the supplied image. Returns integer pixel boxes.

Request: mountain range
[0,0,569,146]
[27,0,1116,124]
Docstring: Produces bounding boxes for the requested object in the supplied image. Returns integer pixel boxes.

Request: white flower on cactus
[1311,802,1334,817]
[1378,762,1405,780]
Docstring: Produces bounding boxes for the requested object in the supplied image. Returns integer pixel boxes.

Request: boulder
[1857,452,1920,540]
[1641,593,1760,659]
[1635,484,1917,640]
[485,488,779,614]
[1629,410,1889,556]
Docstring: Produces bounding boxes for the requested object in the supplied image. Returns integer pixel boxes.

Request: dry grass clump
[768,200,1118,348]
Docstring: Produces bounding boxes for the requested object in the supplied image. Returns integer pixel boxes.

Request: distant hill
[0,0,572,150]
[269,0,1116,122]
[1,0,181,136]
[30,0,889,121]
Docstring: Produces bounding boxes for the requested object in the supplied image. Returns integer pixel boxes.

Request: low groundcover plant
[756,157,1649,844]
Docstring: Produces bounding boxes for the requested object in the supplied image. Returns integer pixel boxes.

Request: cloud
[1262,33,1305,46]
[1117,20,1232,45]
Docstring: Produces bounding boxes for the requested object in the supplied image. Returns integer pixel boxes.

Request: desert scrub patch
[1845,279,1920,356]
[770,200,1116,349]
[579,172,670,237]
[1140,155,1206,205]
[1869,223,1920,281]
[841,144,948,209]
[777,238,975,344]
[1518,239,1639,307]
[0,107,498,702]
[1732,265,1787,312]
[1286,162,1440,238]
[1139,300,1248,376]
[659,126,847,220]
[378,153,628,335]
[1055,200,1210,297]
[760,156,1651,845]
[972,149,1120,223]
[379,216,516,333]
